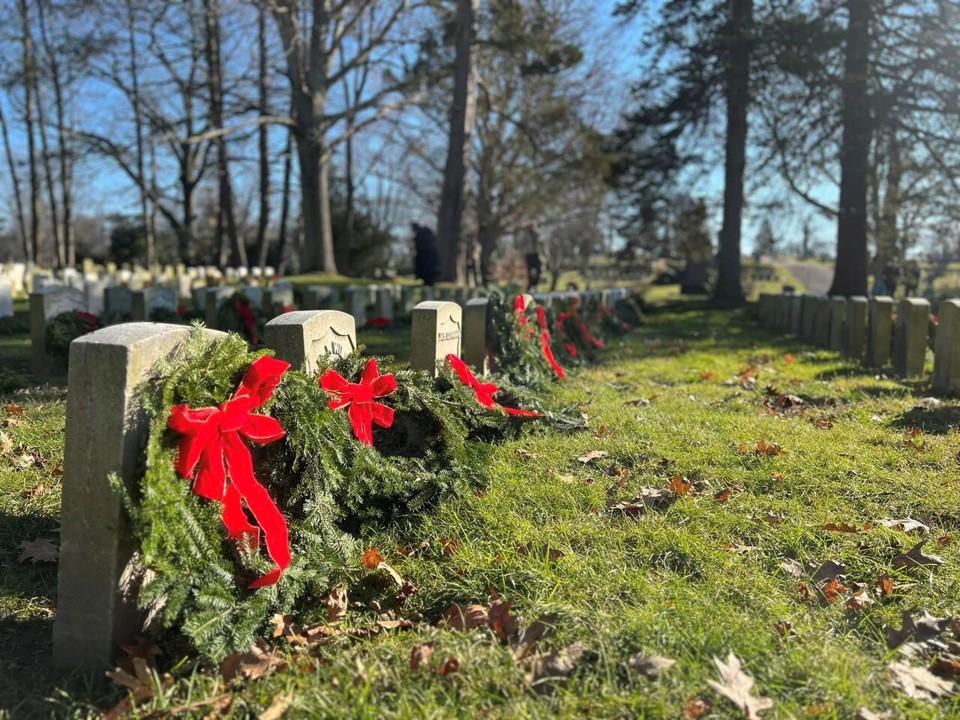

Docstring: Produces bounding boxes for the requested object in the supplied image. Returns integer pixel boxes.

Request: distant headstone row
[756,292,955,390]
[53,285,638,669]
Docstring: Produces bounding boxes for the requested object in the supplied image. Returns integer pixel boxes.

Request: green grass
[3,301,960,717]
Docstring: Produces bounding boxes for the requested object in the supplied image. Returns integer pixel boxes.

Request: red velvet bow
[320,358,398,446]
[168,355,291,588]
[540,330,566,380]
[446,354,539,417]
[513,294,528,325]
[535,306,549,332]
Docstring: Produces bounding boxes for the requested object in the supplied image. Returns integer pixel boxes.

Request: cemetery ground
[2,299,960,718]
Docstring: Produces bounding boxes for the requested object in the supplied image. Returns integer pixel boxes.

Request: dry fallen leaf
[823,522,861,533]
[682,697,711,719]
[326,586,348,621]
[513,614,557,662]
[437,656,460,675]
[105,657,174,720]
[409,642,434,671]
[707,652,774,719]
[221,640,287,682]
[880,518,930,534]
[577,449,609,464]
[892,541,943,570]
[258,693,293,720]
[754,440,783,457]
[526,642,589,685]
[668,475,694,497]
[17,537,59,563]
[855,709,890,720]
[888,661,954,701]
[441,602,487,631]
[627,652,675,679]
[0,430,13,456]
[488,592,518,643]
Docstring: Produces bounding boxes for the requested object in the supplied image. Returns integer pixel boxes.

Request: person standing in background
[519,224,542,292]
[412,223,439,286]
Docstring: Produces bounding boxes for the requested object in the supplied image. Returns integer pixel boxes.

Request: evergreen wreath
[45,310,102,361]
[113,292,636,662]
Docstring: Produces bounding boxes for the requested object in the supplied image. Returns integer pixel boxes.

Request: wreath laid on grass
[113,291,641,662]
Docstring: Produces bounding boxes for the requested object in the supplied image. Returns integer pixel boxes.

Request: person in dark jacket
[411,223,439,286]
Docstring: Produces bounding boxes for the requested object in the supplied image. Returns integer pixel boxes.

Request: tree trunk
[19,0,41,265]
[34,79,64,267]
[829,0,872,297]
[875,121,900,270]
[125,0,155,266]
[203,0,245,267]
[436,0,479,284]
[340,131,355,274]
[276,127,293,275]
[714,0,751,303]
[0,102,28,260]
[254,6,271,270]
[37,0,73,266]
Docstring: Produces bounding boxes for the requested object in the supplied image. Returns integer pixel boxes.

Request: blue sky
[0,0,840,258]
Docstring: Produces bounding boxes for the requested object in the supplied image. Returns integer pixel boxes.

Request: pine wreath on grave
[114,314,582,662]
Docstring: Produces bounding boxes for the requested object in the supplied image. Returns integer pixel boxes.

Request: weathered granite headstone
[346,286,368,326]
[813,296,831,347]
[62,267,83,291]
[83,278,108,316]
[265,281,295,314]
[204,287,235,329]
[893,298,930,378]
[0,279,13,318]
[104,286,134,320]
[53,323,226,669]
[132,287,177,321]
[800,295,817,342]
[303,285,337,310]
[264,310,356,374]
[843,296,868,360]
[828,297,846,351]
[374,286,395,319]
[30,287,87,377]
[241,285,263,309]
[399,286,415,316]
[411,301,462,374]
[462,298,490,372]
[866,296,894,367]
[933,299,960,394]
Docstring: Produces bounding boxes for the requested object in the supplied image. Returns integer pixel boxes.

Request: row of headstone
[757,292,952,388]
[53,286,640,668]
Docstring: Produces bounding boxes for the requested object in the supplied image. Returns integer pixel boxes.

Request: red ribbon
[539,330,566,380]
[513,294,528,325]
[564,342,578,359]
[446,354,539,417]
[320,358,398,446]
[535,306,549,332]
[168,355,291,588]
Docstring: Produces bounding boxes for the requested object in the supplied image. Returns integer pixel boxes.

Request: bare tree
[124,0,155,265]
[18,0,41,263]
[269,0,415,273]
[202,0,245,267]
[436,0,478,284]
[254,4,271,270]
[0,100,28,259]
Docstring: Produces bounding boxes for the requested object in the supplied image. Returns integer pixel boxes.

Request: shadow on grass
[0,509,112,717]
[890,405,960,434]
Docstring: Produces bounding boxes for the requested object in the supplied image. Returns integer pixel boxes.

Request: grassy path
[2,303,960,717]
